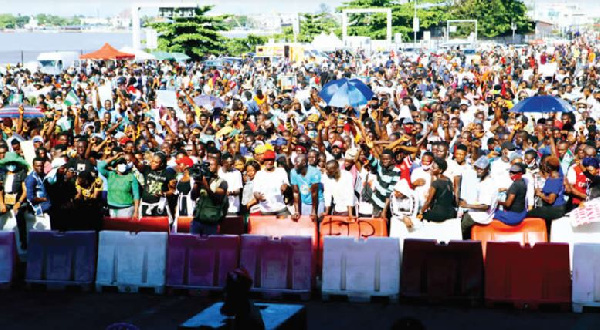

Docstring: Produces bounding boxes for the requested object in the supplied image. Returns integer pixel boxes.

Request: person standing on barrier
[369,148,401,220]
[0,152,30,250]
[219,153,243,216]
[139,152,176,217]
[190,156,228,235]
[322,160,355,216]
[24,158,51,239]
[291,154,323,222]
[459,157,496,239]
[98,153,141,219]
[252,150,290,216]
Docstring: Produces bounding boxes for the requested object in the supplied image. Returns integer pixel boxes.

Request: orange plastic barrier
[176,216,245,235]
[102,217,170,232]
[472,218,547,257]
[485,242,571,309]
[401,239,484,303]
[247,216,317,246]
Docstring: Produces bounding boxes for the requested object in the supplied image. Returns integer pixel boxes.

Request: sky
[1,0,599,17]
[1,0,346,17]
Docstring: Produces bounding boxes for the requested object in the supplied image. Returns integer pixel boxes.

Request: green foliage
[149,6,229,60]
[225,34,269,56]
[0,14,29,29]
[297,13,339,43]
[36,14,81,27]
[337,0,532,40]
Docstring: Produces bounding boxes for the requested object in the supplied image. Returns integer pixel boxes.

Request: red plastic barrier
[102,217,170,232]
[0,232,16,287]
[240,235,312,297]
[485,242,571,308]
[166,234,240,290]
[401,239,484,302]
[26,231,97,286]
[176,216,245,235]
[472,218,547,258]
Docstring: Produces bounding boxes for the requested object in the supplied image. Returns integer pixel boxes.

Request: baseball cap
[501,141,516,151]
[263,150,276,161]
[473,157,490,169]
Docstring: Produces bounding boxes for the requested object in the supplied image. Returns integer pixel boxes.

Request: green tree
[297,13,339,43]
[451,0,532,38]
[149,6,229,60]
[225,34,269,56]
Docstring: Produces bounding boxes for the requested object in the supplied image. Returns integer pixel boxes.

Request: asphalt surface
[1,288,600,330]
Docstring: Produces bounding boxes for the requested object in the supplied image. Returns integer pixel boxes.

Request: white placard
[156,90,178,108]
[98,85,112,105]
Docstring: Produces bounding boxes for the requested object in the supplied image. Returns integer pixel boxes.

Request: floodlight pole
[131,2,199,50]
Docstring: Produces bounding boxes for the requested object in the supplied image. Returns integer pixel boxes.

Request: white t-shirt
[218,168,243,213]
[253,168,290,213]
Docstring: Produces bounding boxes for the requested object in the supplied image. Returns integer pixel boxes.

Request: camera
[190,161,211,181]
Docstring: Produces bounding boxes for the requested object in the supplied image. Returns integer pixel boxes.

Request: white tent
[311,32,344,51]
[119,47,155,61]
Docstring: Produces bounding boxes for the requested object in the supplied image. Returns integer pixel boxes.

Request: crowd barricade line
[572,243,600,313]
[485,241,571,310]
[96,231,167,294]
[166,234,239,293]
[239,234,312,300]
[400,239,483,304]
[472,218,547,259]
[25,231,97,291]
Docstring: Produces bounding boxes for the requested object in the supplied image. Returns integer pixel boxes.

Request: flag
[64,90,79,106]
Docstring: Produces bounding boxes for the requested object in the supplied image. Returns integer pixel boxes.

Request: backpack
[193,178,229,224]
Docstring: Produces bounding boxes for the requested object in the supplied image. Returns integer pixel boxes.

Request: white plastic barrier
[572,243,600,313]
[391,217,462,247]
[0,232,15,286]
[96,231,168,294]
[322,236,400,302]
[551,217,600,269]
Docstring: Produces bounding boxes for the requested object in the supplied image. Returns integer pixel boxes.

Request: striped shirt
[369,155,401,212]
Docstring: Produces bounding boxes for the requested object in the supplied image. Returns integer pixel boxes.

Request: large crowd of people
[1,35,600,250]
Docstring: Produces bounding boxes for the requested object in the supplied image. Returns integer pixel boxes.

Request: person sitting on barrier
[368,148,401,219]
[291,154,323,222]
[527,156,567,233]
[459,157,496,239]
[98,152,140,219]
[252,150,290,216]
[322,160,355,216]
[139,152,176,217]
[0,152,30,250]
[190,156,228,235]
[418,157,457,223]
[494,163,528,225]
[388,179,418,230]
[579,157,600,202]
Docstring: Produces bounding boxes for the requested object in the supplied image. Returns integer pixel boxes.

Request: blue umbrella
[510,95,574,113]
[0,105,45,119]
[192,95,226,110]
[319,78,374,108]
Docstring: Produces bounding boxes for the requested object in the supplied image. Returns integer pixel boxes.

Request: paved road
[1,289,599,330]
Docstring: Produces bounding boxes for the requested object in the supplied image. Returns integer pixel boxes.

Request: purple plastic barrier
[240,235,312,295]
[166,234,240,290]
[26,231,97,285]
[0,232,16,287]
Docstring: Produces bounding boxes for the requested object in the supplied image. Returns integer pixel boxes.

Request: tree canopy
[336,0,532,40]
[149,6,229,60]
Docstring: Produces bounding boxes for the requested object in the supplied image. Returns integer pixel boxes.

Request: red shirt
[572,166,588,205]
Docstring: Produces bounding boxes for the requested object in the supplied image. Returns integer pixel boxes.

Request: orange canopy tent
[80,43,135,60]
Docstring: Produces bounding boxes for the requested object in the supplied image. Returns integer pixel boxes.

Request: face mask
[139,144,148,152]
[117,164,127,173]
[494,146,501,153]
[149,129,155,135]
[422,164,431,171]
[509,173,523,181]
[474,119,482,125]
[5,164,16,172]
[308,131,317,139]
